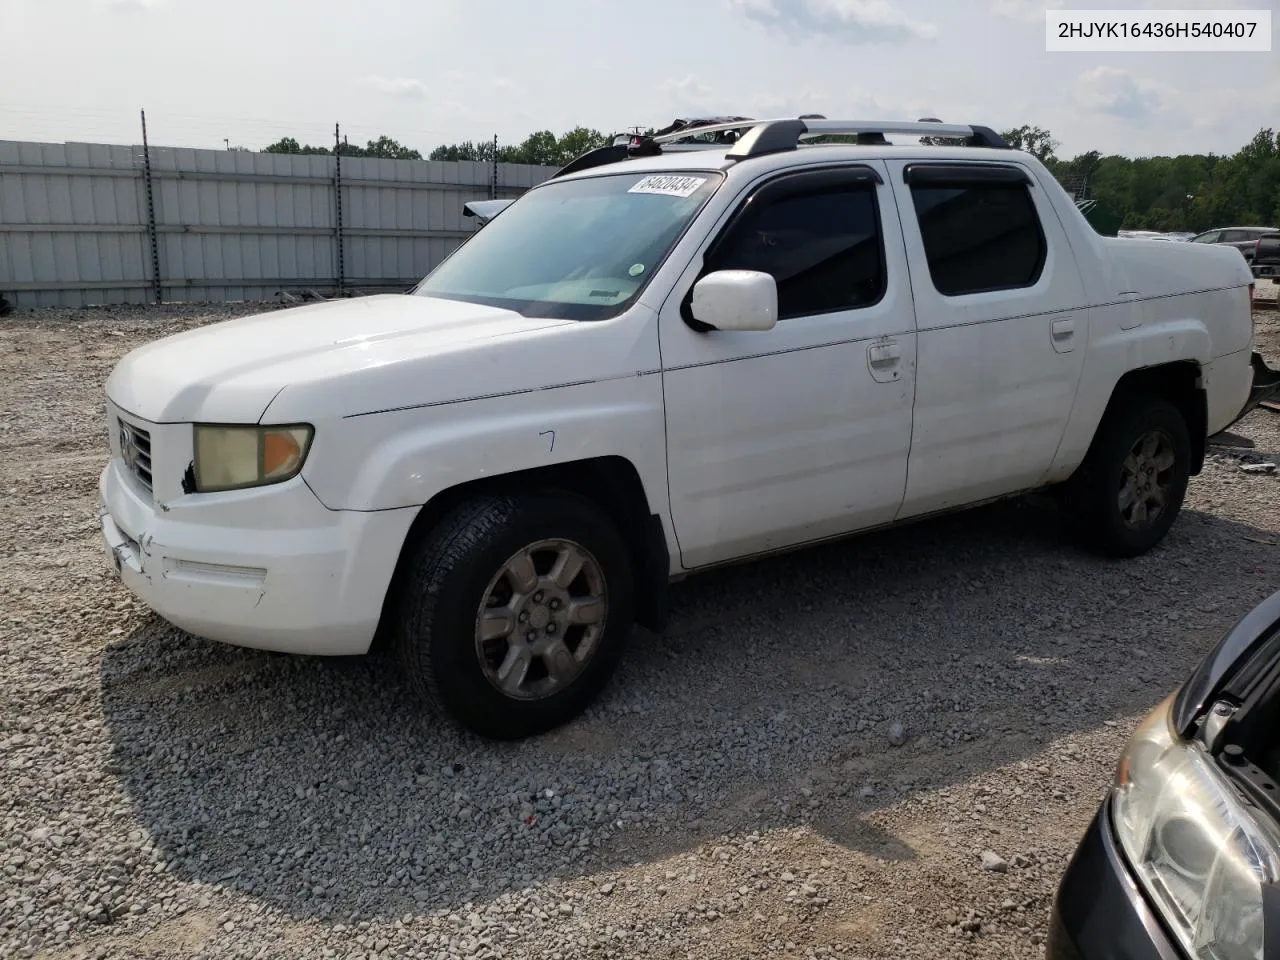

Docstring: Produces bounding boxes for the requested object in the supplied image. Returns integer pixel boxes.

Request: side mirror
[688,270,778,332]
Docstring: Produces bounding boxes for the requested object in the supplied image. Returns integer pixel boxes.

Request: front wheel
[395,493,634,740]
[1064,397,1191,558]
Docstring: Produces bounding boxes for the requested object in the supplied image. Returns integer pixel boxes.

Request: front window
[414,171,723,320]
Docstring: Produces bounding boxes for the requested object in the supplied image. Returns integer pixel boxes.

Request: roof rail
[730,119,1009,156]
[550,117,1011,180]
[647,116,1011,155]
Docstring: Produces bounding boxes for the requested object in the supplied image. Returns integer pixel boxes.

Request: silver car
[1189,226,1279,263]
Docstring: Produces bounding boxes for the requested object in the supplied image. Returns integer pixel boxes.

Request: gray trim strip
[665,330,904,372]
[343,368,665,419]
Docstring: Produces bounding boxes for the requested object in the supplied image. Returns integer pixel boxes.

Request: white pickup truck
[100,118,1278,739]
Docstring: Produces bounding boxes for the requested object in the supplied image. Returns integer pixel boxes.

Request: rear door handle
[1051,317,1076,353]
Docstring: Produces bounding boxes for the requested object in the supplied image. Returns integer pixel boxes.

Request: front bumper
[98,459,417,655]
[1048,801,1184,960]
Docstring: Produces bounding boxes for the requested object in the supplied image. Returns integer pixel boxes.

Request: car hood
[1173,588,1280,736]
[105,294,575,423]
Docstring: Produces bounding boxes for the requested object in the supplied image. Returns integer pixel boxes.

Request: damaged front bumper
[96,459,416,656]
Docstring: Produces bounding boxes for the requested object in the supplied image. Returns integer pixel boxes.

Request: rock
[887,721,909,747]
[980,850,1008,873]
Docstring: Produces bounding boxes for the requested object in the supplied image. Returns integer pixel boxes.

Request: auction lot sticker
[629,175,708,198]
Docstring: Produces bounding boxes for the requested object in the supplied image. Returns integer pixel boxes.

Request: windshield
[414,170,723,320]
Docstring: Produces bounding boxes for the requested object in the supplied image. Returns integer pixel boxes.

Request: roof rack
[551,117,1011,179]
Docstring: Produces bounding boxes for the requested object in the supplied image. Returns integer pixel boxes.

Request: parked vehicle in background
[1252,231,1280,280]
[1049,588,1280,960]
[1190,226,1278,263]
[99,116,1277,739]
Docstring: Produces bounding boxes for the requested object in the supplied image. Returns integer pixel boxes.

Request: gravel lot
[3,301,1280,960]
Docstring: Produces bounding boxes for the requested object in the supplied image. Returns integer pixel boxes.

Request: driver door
[658,164,917,569]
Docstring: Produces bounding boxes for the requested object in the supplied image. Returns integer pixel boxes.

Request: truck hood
[105,295,575,423]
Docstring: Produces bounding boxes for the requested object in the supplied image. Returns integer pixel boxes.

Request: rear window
[909,182,1046,296]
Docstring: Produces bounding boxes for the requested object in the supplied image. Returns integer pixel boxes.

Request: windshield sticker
[628,175,707,198]
[629,263,645,277]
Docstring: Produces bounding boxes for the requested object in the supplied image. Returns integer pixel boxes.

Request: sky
[0,0,1276,160]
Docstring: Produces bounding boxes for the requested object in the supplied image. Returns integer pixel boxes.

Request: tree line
[256,123,1280,233]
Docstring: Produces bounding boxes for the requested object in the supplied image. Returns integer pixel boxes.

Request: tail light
[1256,238,1263,260]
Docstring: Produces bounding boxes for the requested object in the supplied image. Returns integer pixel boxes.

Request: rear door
[885,160,1089,519]
[1221,229,1252,253]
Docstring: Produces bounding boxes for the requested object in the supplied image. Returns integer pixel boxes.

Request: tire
[1064,395,1191,558]
[395,492,634,740]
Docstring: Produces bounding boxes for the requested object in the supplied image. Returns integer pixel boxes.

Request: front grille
[118,418,153,491]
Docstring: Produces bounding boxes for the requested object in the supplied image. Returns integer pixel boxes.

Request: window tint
[1221,230,1248,242]
[910,181,1046,296]
[704,182,885,319]
[1192,231,1221,243]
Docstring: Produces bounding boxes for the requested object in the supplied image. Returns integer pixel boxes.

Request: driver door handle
[869,342,901,365]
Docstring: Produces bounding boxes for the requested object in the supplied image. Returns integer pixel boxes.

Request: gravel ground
[3,301,1280,960]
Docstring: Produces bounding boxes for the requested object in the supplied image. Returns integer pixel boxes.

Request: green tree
[262,136,331,156]
[429,127,612,167]
[1000,125,1059,163]
[263,135,422,159]
[1060,128,1279,233]
[428,140,495,162]
[508,130,560,166]
[551,126,611,164]
[357,136,422,160]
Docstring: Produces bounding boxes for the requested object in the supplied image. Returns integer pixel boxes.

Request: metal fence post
[140,110,162,304]
[334,122,345,296]
[490,134,498,201]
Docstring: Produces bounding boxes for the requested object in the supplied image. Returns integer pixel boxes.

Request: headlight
[192,424,313,493]
[1113,694,1280,960]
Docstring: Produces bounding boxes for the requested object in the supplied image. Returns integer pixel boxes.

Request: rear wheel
[395,493,634,739]
[1064,396,1191,558]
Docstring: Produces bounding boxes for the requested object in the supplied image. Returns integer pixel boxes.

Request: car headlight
[192,424,313,493]
[1113,694,1280,960]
